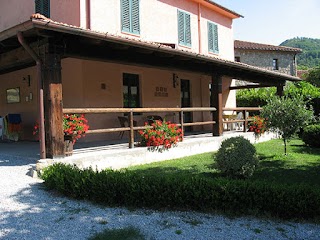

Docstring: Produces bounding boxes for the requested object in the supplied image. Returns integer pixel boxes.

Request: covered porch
[0,17,300,160]
[0,130,276,172]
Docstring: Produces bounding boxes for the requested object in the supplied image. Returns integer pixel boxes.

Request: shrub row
[41,163,320,220]
[302,124,320,148]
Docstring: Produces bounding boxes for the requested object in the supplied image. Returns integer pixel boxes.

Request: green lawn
[128,139,320,187]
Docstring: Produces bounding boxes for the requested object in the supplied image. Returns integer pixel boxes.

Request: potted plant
[33,114,89,156]
[138,120,183,152]
[248,115,267,140]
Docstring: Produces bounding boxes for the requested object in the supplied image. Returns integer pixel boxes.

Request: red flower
[139,120,182,151]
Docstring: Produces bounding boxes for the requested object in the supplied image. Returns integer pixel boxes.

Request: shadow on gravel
[0,155,37,167]
[0,182,105,240]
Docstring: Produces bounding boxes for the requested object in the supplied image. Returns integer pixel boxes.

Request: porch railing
[63,107,216,148]
[222,107,262,132]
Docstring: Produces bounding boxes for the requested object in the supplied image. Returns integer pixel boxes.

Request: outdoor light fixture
[22,75,31,86]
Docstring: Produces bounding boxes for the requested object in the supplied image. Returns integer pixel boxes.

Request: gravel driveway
[1,153,320,240]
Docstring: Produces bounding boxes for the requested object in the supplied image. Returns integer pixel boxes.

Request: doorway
[180,79,192,132]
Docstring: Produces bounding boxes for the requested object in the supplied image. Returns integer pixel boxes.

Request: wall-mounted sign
[6,88,20,104]
[154,87,168,97]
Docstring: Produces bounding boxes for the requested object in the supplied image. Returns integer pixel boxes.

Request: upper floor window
[35,0,50,17]
[121,0,140,35]
[273,59,279,70]
[208,21,219,54]
[235,56,240,62]
[177,10,191,47]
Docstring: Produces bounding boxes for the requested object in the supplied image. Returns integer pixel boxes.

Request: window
[208,21,219,54]
[123,73,140,108]
[121,0,140,35]
[35,0,50,17]
[177,10,191,47]
[235,56,240,62]
[273,59,279,70]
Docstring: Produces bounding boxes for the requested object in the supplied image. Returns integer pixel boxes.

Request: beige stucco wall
[0,66,38,140]
[0,57,235,142]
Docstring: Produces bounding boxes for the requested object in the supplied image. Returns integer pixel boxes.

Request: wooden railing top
[63,107,216,114]
[222,107,262,111]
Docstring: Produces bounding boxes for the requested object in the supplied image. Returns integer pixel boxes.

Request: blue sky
[214,0,320,45]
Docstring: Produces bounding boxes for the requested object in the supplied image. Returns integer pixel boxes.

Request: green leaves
[41,162,320,220]
[261,95,314,154]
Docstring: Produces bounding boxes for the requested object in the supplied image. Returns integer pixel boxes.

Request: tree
[305,67,320,87]
[261,96,314,155]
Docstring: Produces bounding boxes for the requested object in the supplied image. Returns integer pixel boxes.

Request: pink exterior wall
[88,0,235,60]
[50,0,81,27]
[0,0,80,32]
[0,0,34,32]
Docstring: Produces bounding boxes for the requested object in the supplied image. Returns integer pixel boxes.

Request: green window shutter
[35,0,41,13]
[178,10,185,45]
[208,22,219,53]
[213,23,219,53]
[121,0,140,34]
[185,13,191,46]
[178,10,191,47]
[121,0,131,32]
[35,0,50,17]
[131,0,140,34]
[208,22,214,52]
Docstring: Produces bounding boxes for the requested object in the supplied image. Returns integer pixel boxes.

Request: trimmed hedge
[41,163,320,220]
[302,124,320,148]
[216,137,258,178]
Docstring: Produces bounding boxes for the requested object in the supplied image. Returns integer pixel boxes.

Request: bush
[236,87,276,107]
[41,163,320,220]
[302,124,320,148]
[215,137,258,178]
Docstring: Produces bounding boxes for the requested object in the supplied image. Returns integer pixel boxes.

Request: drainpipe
[17,32,46,159]
[198,3,202,54]
[86,0,91,29]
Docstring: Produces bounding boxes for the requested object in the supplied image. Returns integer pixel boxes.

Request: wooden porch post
[211,73,223,136]
[43,52,64,158]
[276,82,285,96]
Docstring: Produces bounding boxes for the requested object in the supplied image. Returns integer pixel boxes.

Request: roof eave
[0,19,300,82]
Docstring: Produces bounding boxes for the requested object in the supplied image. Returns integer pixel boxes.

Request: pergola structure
[0,17,300,159]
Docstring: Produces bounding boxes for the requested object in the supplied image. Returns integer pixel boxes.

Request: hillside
[280,37,320,69]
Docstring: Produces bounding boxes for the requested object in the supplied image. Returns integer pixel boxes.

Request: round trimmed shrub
[302,124,320,148]
[215,137,258,178]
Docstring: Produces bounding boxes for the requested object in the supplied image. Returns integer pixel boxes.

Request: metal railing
[63,107,216,148]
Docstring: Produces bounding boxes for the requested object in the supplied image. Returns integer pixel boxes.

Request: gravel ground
[1,154,320,240]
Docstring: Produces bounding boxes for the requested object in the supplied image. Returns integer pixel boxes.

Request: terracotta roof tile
[234,40,302,53]
[297,70,309,79]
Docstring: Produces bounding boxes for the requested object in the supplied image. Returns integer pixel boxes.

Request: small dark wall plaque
[154,86,168,97]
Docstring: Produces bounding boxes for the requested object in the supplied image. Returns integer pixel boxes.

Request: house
[0,0,300,159]
[234,40,302,76]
